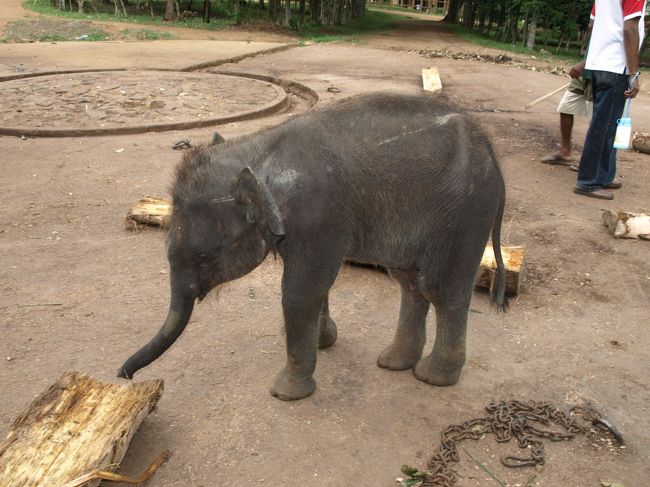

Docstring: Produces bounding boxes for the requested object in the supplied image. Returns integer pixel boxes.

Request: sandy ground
[1,9,650,487]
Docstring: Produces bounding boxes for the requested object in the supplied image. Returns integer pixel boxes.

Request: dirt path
[1,10,650,487]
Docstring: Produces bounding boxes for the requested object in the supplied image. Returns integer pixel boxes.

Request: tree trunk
[284,0,291,25]
[462,0,473,28]
[299,0,305,22]
[526,8,537,49]
[165,0,177,20]
[443,0,460,22]
[77,0,84,13]
[203,0,211,22]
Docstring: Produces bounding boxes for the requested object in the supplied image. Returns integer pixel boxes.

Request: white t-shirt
[586,0,647,73]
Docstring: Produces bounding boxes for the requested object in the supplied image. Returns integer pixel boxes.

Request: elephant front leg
[270,294,323,401]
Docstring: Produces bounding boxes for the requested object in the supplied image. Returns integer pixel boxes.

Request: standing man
[541,61,592,165]
[574,0,646,200]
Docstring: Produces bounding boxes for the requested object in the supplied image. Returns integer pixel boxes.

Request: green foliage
[23,0,235,30]
[445,0,595,53]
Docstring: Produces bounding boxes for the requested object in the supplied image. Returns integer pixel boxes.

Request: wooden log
[633,132,650,154]
[125,197,172,230]
[602,210,650,239]
[0,372,164,487]
[475,242,525,296]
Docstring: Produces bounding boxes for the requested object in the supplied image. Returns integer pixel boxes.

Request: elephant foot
[318,318,338,349]
[413,353,463,386]
[270,368,316,401]
[376,342,423,371]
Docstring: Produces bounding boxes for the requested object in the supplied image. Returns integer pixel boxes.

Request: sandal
[541,153,573,164]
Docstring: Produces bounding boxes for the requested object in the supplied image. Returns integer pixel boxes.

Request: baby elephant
[118,93,507,401]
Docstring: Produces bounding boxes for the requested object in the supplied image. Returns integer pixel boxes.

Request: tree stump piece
[475,242,525,296]
[0,372,164,487]
[633,132,650,154]
[602,210,650,239]
[125,197,172,230]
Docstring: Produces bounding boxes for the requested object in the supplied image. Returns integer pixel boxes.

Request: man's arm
[623,17,640,98]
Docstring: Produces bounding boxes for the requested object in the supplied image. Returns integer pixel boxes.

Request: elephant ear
[233,167,285,236]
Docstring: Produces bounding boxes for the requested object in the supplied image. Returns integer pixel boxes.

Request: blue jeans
[577,70,628,190]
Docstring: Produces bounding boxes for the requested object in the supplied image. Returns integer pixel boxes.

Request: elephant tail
[490,194,508,312]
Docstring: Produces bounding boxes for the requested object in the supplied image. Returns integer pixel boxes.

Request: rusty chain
[401,400,620,487]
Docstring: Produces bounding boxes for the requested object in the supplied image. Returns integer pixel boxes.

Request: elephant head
[118,164,284,379]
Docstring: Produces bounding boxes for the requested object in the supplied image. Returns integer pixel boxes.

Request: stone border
[181,43,300,72]
[208,70,319,108]
[0,70,290,138]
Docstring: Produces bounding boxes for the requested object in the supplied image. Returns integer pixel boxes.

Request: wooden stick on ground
[0,372,164,487]
[524,82,571,110]
[60,450,170,487]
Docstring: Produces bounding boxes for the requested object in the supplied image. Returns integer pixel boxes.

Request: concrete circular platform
[0,70,288,137]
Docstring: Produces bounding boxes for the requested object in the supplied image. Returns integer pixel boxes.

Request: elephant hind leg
[318,295,338,349]
[377,268,429,371]
[413,233,487,386]
[413,300,470,386]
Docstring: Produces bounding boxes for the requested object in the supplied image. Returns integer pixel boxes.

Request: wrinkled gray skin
[118,93,507,401]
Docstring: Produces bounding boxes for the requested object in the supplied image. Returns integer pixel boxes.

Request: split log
[633,132,650,154]
[125,197,172,230]
[602,210,650,239]
[0,372,164,487]
[422,67,442,93]
[475,242,525,296]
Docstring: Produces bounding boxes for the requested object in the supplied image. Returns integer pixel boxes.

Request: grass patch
[3,18,110,42]
[23,0,234,30]
[120,28,173,40]
[447,23,583,64]
[22,0,400,42]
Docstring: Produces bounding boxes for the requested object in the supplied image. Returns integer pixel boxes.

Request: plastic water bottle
[613,117,632,150]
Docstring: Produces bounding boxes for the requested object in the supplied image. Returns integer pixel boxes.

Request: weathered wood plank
[422,67,442,93]
[0,372,163,487]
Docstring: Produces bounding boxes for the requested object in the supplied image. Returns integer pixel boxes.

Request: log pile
[0,372,164,487]
[125,197,525,294]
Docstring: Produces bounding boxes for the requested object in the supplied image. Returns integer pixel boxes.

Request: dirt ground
[1,7,650,487]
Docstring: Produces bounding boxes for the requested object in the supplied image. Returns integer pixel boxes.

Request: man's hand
[569,60,586,79]
[625,75,640,98]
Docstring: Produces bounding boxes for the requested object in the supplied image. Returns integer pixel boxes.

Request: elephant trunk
[117,282,196,379]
